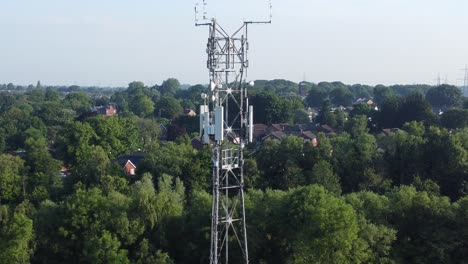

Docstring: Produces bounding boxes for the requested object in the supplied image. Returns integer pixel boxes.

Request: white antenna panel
[215,106,224,141]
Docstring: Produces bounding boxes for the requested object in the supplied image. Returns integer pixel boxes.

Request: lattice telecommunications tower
[195,1,271,263]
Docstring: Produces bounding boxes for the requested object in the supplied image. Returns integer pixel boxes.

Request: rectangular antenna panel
[199,105,208,137]
[248,105,254,143]
[215,106,224,141]
[203,110,211,144]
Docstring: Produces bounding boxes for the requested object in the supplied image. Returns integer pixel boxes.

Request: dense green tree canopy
[132,94,155,118]
[156,97,183,119]
[0,78,467,263]
[329,86,354,107]
[426,84,462,109]
[440,108,468,129]
[0,154,25,203]
[305,87,328,107]
[373,86,395,105]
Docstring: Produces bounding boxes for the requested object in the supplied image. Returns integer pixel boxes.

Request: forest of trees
[0,79,467,263]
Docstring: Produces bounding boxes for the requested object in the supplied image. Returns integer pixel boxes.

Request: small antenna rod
[195,0,272,25]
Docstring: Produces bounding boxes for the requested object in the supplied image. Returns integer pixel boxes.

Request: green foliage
[85,116,140,158]
[157,96,183,119]
[426,84,462,109]
[350,103,374,118]
[72,145,110,187]
[136,118,161,149]
[375,93,435,129]
[440,108,468,129]
[1,79,468,263]
[315,100,337,127]
[0,105,35,149]
[172,190,211,262]
[0,154,25,203]
[24,134,62,202]
[331,131,380,193]
[0,210,34,264]
[373,85,395,105]
[387,186,458,263]
[286,185,362,263]
[64,92,92,115]
[252,79,298,94]
[399,93,434,125]
[139,141,210,192]
[256,136,306,189]
[159,78,181,97]
[251,92,303,124]
[305,86,328,107]
[383,123,427,185]
[374,95,401,128]
[245,189,289,264]
[349,84,373,99]
[345,115,369,137]
[25,135,60,176]
[83,230,130,264]
[329,86,354,107]
[356,222,396,264]
[32,173,177,263]
[308,160,341,195]
[132,94,155,118]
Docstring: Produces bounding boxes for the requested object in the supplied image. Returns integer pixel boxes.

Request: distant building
[262,130,288,141]
[250,122,322,147]
[252,124,268,140]
[298,82,309,97]
[184,109,196,117]
[298,131,318,147]
[319,124,335,134]
[116,153,146,177]
[382,128,400,136]
[95,103,118,117]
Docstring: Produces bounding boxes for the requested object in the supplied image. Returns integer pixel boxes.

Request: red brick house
[96,103,118,117]
[123,160,137,176]
[115,153,146,177]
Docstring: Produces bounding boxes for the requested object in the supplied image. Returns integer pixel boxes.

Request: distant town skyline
[0,0,467,87]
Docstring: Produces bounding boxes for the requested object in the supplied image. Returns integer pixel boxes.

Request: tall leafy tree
[426,84,462,109]
[307,160,341,195]
[159,78,181,97]
[64,92,92,115]
[399,92,434,126]
[286,185,365,263]
[305,87,328,107]
[315,100,337,127]
[373,85,395,105]
[387,186,457,263]
[156,97,183,119]
[132,94,155,118]
[0,154,26,203]
[256,136,305,190]
[331,117,380,193]
[251,92,283,125]
[329,86,354,107]
[440,109,468,129]
[0,210,35,264]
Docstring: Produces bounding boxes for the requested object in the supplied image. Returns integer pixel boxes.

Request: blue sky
[0,0,467,87]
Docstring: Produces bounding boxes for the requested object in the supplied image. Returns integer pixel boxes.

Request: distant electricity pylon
[195,1,271,263]
[434,73,441,86]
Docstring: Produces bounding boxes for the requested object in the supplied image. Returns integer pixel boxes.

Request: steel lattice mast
[195,2,271,262]
[201,20,251,264]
